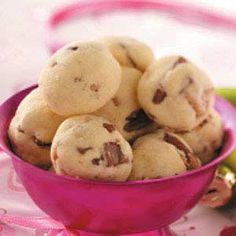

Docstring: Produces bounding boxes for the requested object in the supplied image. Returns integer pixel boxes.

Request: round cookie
[137,56,215,131]
[177,110,224,164]
[51,115,133,181]
[95,67,157,141]
[129,130,201,180]
[39,41,121,116]
[98,36,154,72]
[8,89,65,168]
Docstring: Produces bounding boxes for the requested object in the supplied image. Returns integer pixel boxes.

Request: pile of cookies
[8,36,224,181]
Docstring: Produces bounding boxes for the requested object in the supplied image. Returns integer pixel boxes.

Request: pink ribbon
[0,214,72,236]
[46,0,236,54]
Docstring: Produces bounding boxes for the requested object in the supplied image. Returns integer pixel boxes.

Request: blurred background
[1,0,236,102]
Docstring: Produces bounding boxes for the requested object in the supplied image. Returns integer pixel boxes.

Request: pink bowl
[0,86,235,236]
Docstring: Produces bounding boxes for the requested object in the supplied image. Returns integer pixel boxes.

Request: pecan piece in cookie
[172,56,187,69]
[90,83,99,92]
[77,147,92,154]
[68,46,78,51]
[92,158,101,165]
[164,133,190,156]
[74,76,82,83]
[103,142,128,167]
[112,97,120,106]
[103,123,115,133]
[152,89,167,104]
[164,133,200,170]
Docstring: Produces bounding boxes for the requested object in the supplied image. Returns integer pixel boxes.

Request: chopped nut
[103,123,115,133]
[152,89,167,104]
[77,147,92,154]
[102,142,128,167]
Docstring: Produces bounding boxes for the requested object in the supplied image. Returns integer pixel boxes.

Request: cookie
[95,67,157,141]
[137,56,215,131]
[129,130,201,180]
[39,41,121,116]
[98,36,154,72]
[177,110,224,164]
[8,89,65,168]
[51,115,133,181]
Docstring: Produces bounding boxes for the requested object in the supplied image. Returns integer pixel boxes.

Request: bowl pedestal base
[66,227,174,236]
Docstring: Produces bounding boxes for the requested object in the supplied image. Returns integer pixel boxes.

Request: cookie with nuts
[39,41,121,116]
[8,88,65,168]
[51,115,133,181]
[98,36,154,72]
[129,130,201,180]
[137,56,215,131]
[177,109,224,164]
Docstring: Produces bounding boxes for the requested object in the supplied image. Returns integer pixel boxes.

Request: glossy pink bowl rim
[0,85,235,186]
